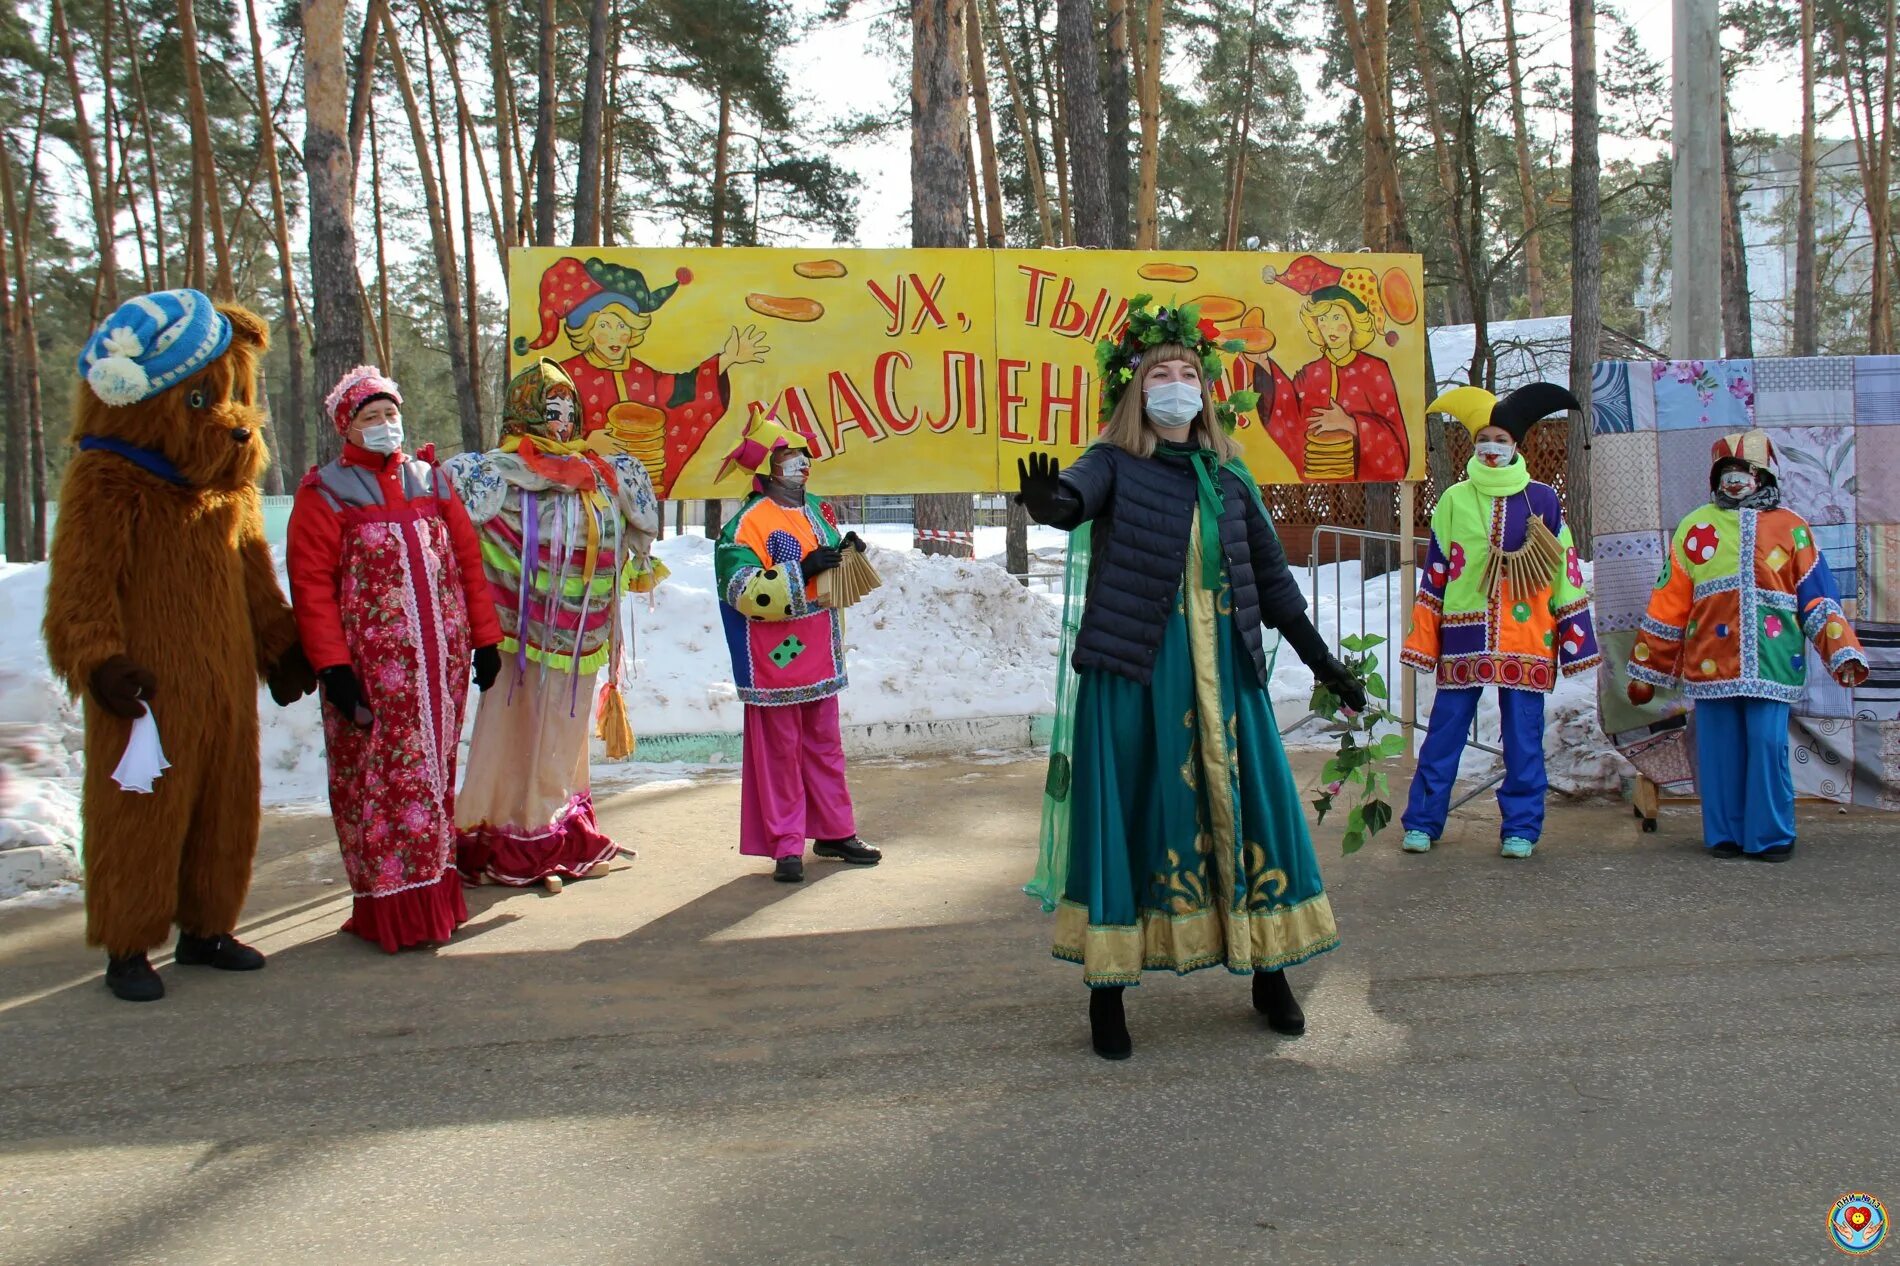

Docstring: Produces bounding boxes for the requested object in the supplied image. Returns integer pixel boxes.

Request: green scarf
[1156,443,1227,589]
[1464,452,1532,497]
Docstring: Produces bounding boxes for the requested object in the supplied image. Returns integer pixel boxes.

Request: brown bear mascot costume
[44,289,316,1001]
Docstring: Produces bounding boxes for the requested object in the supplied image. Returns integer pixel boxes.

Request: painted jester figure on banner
[447,359,662,890]
[522,256,768,497]
[1252,254,1410,482]
[1627,430,1868,862]
[1400,383,1600,860]
[714,407,880,884]
[287,366,504,952]
[1018,297,1365,1061]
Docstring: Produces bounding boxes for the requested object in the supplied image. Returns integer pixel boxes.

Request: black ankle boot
[105,952,164,1002]
[1089,986,1132,1060]
[174,932,266,971]
[1253,969,1305,1036]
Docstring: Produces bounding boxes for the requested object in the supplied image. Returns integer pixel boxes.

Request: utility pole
[1671,0,1722,357]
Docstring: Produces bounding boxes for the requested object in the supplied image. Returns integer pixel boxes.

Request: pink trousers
[740,696,857,859]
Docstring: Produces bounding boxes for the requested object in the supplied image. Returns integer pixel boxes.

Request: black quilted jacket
[1046,442,1310,686]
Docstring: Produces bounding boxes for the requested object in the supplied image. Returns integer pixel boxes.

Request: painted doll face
[544,388,579,441]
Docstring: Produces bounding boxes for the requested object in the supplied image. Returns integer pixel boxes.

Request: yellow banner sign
[508,247,1427,498]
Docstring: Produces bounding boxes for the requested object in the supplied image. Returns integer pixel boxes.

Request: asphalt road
[0,754,1894,1266]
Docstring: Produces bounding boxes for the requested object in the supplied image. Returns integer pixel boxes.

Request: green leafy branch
[1307,633,1403,856]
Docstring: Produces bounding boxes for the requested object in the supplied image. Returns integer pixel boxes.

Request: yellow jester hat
[1427,381,1582,443]
[717,403,813,487]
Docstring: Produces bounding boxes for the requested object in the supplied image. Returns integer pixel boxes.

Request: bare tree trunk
[1135,0,1161,247]
[1220,0,1261,251]
[1335,0,1408,252]
[1719,85,1754,357]
[572,0,611,244]
[419,0,506,274]
[603,9,621,245]
[52,0,118,316]
[304,0,366,465]
[1406,0,1477,335]
[460,111,480,444]
[966,121,986,244]
[1103,0,1131,247]
[913,0,976,558]
[1037,17,1071,246]
[368,104,392,369]
[968,4,1008,247]
[1500,0,1543,316]
[1875,0,1898,355]
[0,174,21,562]
[1794,0,1817,355]
[380,7,482,456]
[1057,0,1111,247]
[178,0,233,298]
[347,0,387,166]
[983,0,1055,246]
[486,0,518,265]
[1568,0,1599,558]
[712,87,733,246]
[533,0,558,246]
[246,0,309,480]
[121,0,166,289]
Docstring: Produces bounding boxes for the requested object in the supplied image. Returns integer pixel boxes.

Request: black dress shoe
[174,932,267,971]
[1253,968,1306,1036]
[1754,844,1795,863]
[773,856,805,883]
[1089,986,1131,1060]
[1709,842,1744,859]
[105,953,164,1002]
[813,836,881,865]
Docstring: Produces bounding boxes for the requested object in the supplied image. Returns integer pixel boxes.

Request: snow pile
[626,533,1061,733]
[0,565,85,895]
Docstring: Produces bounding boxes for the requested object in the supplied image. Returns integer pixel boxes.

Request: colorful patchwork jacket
[715,492,846,707]
[1627,504,1866,701]
[1402,459,1600,692]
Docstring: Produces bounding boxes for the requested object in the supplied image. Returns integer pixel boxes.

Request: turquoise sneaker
[1500,836,1536,859]
[1401,830,1433,853]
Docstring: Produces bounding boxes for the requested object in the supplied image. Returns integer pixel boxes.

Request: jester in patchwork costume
[446,359,661,890]
[1626,430,1868,862]
[714,406,879,883]
[1400,382,1600,859]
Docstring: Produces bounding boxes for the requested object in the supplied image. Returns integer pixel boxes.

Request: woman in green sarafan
[1016,299,1366,1060]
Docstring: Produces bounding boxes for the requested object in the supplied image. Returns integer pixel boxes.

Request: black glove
[802,545,844,578]
[472,645,501,692]
[1279,617,1370,713]
[841,531,866,554]
[88,654,155,719]
[1015,453,1079,524]
[268,643,317,707]
[1315,655,1369,713]
[318,665,372,727]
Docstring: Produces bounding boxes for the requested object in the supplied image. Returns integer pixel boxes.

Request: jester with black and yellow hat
[1398,382,1601,860]
[713,405,880,883]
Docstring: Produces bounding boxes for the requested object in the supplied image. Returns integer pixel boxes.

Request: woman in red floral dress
[287,367,503,951]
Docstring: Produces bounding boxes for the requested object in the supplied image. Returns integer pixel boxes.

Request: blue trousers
[1402,687,1547,842]
[1692,697,1796,853]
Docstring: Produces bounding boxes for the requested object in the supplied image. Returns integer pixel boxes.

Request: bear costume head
[73,291,273,492]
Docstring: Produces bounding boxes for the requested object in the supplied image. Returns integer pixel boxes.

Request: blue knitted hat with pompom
[77,289,232,407]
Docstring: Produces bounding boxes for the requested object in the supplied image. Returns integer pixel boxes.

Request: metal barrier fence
[1296,523,1504,812]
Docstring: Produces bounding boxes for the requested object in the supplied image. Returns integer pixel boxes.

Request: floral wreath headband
[1092,294,1259,432]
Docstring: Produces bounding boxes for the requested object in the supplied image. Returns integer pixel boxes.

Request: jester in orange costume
[520,256,768,497]
[1250,254,1409,482]
[1626,430,1868,862]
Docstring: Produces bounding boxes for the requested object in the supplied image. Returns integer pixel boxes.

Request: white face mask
[1719,471,1757,499]
[1475,440,1516,466]
[1143,380,1203,430]
[356,416,404,455]
[544,393,578,442]
[775,454,811,487]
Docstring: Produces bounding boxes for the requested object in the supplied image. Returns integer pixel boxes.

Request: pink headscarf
[323,365,402,434]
